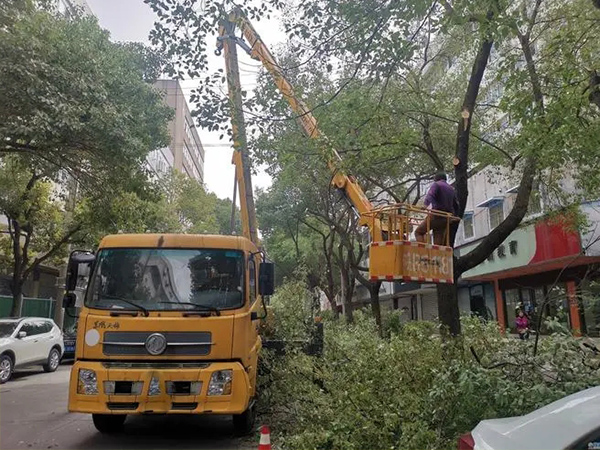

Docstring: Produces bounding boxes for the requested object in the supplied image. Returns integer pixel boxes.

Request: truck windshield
[86,248,244,311]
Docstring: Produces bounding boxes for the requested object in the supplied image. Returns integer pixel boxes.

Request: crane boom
[219,15,260,246]
[216,8,383,241]
[216,8,457,285]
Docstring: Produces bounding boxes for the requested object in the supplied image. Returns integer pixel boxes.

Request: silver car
[0,317,64,383]
[458,386,600,450]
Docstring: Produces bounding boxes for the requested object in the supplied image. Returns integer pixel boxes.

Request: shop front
[457,214,600,336]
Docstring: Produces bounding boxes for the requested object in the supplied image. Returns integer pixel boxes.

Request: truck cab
[64,233,273,434]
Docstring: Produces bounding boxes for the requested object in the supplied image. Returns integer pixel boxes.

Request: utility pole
[220,19,259,246]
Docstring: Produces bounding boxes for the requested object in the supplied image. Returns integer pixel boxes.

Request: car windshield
[86,248,245,311]
[0,322,17,338]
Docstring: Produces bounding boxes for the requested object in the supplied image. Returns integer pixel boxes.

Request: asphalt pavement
[0,364,255,449]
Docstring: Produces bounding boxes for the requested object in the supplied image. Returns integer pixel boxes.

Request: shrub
[259,284,600,450]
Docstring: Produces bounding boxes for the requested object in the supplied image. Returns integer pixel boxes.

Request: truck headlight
[208,370,232,396]
[77,369,98,395]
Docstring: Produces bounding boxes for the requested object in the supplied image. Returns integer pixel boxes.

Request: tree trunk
[369,282,383,336]
[326,293,339,318]
[10,283,24,317]
[438,34,494,336]
[53,263,68,330]
[340,266,354,324]
[436,282,461,337]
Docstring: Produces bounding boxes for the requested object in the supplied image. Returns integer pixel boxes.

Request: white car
[0,317,64,384]
[458,386,600,450]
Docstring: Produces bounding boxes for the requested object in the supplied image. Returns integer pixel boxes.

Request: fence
[0,296,76,329]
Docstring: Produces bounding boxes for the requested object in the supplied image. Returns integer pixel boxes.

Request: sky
[86,0,280,200]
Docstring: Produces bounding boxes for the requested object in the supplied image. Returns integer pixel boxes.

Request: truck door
[247,256,260,392]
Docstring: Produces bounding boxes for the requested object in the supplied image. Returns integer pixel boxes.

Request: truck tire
[43,348,61,372]
[0,354,13,384]
[92,414,126,433]
[233,401,256,436]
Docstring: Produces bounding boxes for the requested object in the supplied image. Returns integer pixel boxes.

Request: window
[87,248,245,311]
[489,201,504,229]
[0,322,17,338]
[463,212,474,239]
[248,259,256,304]
[20,322,45,337]
[183,143,193,170]
[40,321,53,333]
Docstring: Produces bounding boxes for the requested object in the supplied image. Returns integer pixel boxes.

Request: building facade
[152,80,205,183]
[56,0,93,17]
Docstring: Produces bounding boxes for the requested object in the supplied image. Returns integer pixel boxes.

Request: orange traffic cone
[258,425,271,450]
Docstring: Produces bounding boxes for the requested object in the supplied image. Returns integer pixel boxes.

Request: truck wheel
[92,414,126,433]
[43,348,61,372]
[0,355,13,384]
[233,402,256,436]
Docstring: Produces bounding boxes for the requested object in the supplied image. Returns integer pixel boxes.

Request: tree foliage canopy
[0,0,173,190]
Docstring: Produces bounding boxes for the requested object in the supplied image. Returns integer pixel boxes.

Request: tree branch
[22,224,82,282]
[470,132,518,167]
[456,156,536,274]
[453,38,494,222]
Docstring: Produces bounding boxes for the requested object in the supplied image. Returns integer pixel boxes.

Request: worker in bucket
[415,172,459,245]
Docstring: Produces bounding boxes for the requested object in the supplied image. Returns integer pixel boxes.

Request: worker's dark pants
[415,215,449,245]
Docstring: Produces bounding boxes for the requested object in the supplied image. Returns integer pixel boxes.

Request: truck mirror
[258,262,275,296]
[63,292,76,309]
[65,250,95,291]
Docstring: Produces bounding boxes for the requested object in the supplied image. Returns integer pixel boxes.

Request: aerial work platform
[364,204,455,284]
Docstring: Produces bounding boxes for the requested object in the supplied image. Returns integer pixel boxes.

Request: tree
[0,2,178,315]
[157,170,219,234]
[213,196,242,235]
[248,0,600,335]
[0,0,173,189]
[0,158,81,315]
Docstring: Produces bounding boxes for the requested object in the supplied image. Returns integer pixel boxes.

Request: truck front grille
[102,331,212,356]
[102,361,211,369]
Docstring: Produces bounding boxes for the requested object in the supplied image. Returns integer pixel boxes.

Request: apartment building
[151,79,205,183]
[56,0,93,17]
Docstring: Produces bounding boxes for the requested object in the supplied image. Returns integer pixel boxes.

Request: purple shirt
[515,316,529,330]
[424,180,458,214]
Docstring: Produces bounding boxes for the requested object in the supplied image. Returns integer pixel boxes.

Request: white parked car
[458,386,600,450]
[0,317,64,384]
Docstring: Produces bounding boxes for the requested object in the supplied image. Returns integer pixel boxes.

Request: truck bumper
[68,361,251,415]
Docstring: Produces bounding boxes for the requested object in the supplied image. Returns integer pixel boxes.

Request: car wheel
[43,348,61,373]
[92,414,126,434]
[233,400,257,436]
[0,354,13,384]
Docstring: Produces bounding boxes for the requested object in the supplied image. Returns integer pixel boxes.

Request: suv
[0,317,64,383]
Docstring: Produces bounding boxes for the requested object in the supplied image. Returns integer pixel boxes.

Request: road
[0,364,254,449]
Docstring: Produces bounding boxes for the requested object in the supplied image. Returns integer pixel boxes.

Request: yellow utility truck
[63,235,273,434]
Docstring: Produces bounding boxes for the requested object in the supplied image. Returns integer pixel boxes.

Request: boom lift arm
[216,8,456,284]
[216,8,383,242]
